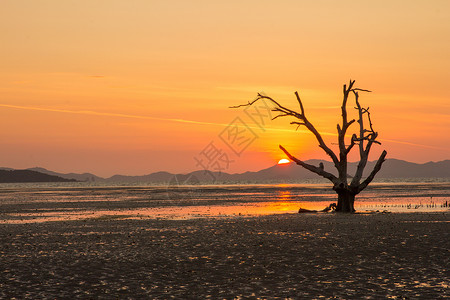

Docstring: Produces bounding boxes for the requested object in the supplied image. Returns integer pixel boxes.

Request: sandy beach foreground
[0,212,448,299]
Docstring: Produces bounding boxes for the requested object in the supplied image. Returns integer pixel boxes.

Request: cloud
[0,103,320,137]
[0,103,226,126]
[0,103,444,150]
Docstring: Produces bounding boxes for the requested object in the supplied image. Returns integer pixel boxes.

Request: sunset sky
[1,1,449,177]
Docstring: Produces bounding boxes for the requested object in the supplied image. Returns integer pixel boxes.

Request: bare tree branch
[352,88,372,93]
[355,92,365,158]
[294,91,305,115]
[346,119,356,128]
[365,108,375,133]
[272,114,290,121]
[341,80,355,127]
[230,94,297,116]
[231,92,340,167]
[357,150,387,193]
[345,134,357,154]
[279,145,339,184]
[290,121,306,131]
[304,120,339,167]
[290,121,306,126]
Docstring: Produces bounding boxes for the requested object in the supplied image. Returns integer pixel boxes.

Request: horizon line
[2,157,449,178]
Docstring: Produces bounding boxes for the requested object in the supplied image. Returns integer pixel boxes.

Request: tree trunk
[335,190,356,213]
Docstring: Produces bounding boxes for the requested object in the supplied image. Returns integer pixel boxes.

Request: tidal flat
[0,212,448,299]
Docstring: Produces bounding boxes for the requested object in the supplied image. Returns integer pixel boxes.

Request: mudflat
[0,212,448,299]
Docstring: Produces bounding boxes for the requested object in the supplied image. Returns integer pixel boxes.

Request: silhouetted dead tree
[231,80,387,212]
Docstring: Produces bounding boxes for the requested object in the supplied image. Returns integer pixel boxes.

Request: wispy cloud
[0,103,228,127]
[0,103,311,132]
[0,103,445,150]
[376,138,446,150]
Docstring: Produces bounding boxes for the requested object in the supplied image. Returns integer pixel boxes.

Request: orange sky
[0,1,449,177]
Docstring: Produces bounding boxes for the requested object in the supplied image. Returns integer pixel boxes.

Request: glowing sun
[278,158,290,165]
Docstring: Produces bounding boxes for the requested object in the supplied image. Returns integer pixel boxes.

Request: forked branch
[351,89,383,187]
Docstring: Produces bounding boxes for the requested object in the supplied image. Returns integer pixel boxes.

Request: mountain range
[1,158,449,183]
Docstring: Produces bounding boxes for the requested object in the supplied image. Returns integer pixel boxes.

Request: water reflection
[0,183,448,224]
[277,189,292,201]
[1,200,340,224]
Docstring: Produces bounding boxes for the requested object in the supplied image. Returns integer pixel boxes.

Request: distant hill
[2,158,449,184]
[371,159,450,178]
[0,169,77,183]
[27,167,101,182]
[106,171,174,183]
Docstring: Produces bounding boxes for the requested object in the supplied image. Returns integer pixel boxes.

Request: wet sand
[0,212,448,299]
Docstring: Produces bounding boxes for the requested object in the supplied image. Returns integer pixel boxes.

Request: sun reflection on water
[277,190,292,202]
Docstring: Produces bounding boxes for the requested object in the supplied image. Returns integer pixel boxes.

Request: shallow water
[0,181,449,223]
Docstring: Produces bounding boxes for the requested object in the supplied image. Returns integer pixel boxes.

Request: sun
[277,158,290,165]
